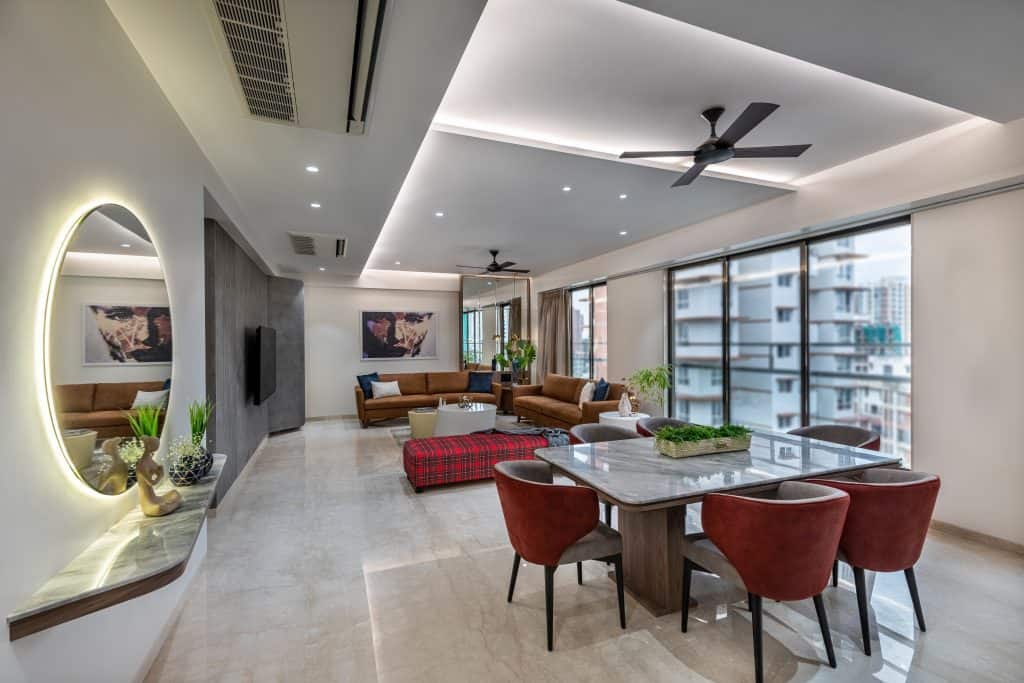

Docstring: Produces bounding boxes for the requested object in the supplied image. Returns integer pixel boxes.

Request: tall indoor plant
[495,335,537,383]
[623,365,673,412]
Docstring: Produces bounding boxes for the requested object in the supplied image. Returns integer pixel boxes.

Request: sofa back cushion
[55,384,96,413]
[604,383,625,401]
[426,371,469,394]
[94,381,167,411]
[378,372,427,395]
[541,374,583,404]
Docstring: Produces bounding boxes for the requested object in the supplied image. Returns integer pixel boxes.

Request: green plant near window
[188,399,215,446]
[494,335,537,380]
[655,423,751,443]
[624,365,673,408]
[125,405,163,438]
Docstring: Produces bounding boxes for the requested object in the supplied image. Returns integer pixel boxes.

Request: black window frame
[568,281,607,379]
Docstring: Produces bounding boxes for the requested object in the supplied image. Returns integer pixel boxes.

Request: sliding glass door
[670,263,724,425]
[570,283,608,379]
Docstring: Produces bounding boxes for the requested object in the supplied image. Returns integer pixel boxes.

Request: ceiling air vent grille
[289,233,348,258]
[213,0,297,123]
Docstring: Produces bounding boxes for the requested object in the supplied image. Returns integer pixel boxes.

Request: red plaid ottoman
[403,433,549,492]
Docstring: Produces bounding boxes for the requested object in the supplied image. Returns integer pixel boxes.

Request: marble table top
[8,455,225,633]
[534,432,901,509]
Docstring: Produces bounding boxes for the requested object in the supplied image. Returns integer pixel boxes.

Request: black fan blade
[671,163,708,187]
[498,261,516,269]
[732,144,811,158]
[455,265,486,270]
[719,103,779,146]
[620,150,696,159]
[499,268,530,273]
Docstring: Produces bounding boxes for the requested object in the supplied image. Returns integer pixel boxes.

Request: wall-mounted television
[249,325,277,405]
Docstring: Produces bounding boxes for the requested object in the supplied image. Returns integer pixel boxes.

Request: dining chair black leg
[681,558,693,632]
[577,561,583,585]
[904,567,927,631]
[507,553,521,603]
[604,501,613,527]
[853,566,872,656]
[832,559,839,588]
[613,554,626,629]
[813,594,837,668]
[750,593,764,683]
[545,565,556,652]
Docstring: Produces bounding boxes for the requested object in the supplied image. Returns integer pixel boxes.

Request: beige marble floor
[146,418,1024,682]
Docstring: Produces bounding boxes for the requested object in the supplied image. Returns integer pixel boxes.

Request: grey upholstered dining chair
[568,423,642,526]
[788,424,881,450]
[636,416,688,437]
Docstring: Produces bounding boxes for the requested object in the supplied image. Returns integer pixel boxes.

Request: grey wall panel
[267,277,305,432]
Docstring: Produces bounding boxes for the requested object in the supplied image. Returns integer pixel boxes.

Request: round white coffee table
[599,411,650,431]
[433,402,498,437]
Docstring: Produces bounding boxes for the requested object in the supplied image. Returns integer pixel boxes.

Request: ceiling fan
[620,102,811,187]
[457,249,530,274]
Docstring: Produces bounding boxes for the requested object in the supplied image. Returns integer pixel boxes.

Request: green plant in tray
[655,423,751,443]
[125,404,163,438]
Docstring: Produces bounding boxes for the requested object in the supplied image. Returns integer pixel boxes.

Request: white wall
[607,271,667,415]
[0,1,249,680]
[305,286,461,417]
[913,189,1024,546]
[52,276,171,385]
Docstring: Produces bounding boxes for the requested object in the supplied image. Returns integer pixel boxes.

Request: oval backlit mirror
[46,204,171,495]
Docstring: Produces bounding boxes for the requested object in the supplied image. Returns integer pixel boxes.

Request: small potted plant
[496,335,537,384]
[623,365,673,413]
[126,404,163,440]
[168,435,207,486]
[187,399,215,476]
[116,437,146,488]
[654,423,752,458]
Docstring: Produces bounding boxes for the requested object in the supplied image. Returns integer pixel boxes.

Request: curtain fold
[537,288,568,381]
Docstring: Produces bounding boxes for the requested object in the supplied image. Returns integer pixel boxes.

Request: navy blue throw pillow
[593,378,610,401]
[162,378,172,391]
[357,372,380,398]
[468,371,493,393]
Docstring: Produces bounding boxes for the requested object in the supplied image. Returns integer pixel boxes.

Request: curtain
[537,288,568,381]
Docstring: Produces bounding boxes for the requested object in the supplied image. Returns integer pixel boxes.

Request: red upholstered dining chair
[681,482,850,683]
[568,423,641,527]
[808,469,940,656]
[494,460,626,651]
[788,424,881,451]
[635,416,688,437]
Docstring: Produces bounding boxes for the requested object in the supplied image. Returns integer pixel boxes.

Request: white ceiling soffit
[107,0,487,275]
[433,0,970,186]
[69,211,157,258]
[621,0,1024,123]
[366,131,786,275]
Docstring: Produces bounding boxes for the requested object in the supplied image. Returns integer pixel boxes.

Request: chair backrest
[808,469,940,572]
[493,461,598,566]
[568,423,641,445]
[635,417,688,437]
[788,424,880,450]
[702,481,850,601]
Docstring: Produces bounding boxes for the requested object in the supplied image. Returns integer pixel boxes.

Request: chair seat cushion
[559,521,622,565]
[681,533,746,591]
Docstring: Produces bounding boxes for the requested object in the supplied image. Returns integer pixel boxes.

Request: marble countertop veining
[534,432,901,507]
[8,455,225,631]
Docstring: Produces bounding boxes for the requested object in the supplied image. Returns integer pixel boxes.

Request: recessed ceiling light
[618,230,628,236]
[310,202,321,209]
[318,267,326,271]
[619,193,628,199]
[394,261,401,265]
[562,186,572,192]
[120,243,131,248]
[434,211,445,217]
[305,165,319,173]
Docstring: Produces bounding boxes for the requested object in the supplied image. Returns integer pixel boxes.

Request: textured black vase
[168,457,205,486]
[197,449,214,477]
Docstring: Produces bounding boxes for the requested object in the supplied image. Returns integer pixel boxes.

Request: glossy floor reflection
[146,418,1024,682]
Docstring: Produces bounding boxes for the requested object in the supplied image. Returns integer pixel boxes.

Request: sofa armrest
[581,400,622,424]
[491,382,503,400]
[354,386,367,425]
[511,384,542,400]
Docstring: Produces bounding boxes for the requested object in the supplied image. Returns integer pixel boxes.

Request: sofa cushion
[593,378,610,401]
[467,371,493,393]
[379,373,427,396]
[403,432,548,490]
[364,394,436,410]
[515,395,583,423]
[357,372,380,398]
[426,371,469,394]
[61,410,130,429]
[55,384,95,413]
[437,392,496,405]
[541,374,582,404]
[94,381,166,411]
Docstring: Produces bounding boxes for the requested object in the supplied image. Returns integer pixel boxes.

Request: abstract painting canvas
[361,311,436,359]
[83,304,172,365]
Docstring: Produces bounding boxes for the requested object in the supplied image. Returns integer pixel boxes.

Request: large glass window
[729,247,802,432]
[461,309,483,365]
[569,283,608,378]
[667,221,911,460]
[670,263,724,426]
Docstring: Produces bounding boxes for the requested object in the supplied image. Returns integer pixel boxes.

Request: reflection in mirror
[460,275,530,371]
[48,205,171,495]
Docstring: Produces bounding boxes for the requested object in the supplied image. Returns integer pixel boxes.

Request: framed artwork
[361,311,436,360]
[83,304,172,365]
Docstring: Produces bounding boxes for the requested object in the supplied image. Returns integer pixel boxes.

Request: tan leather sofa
[512,374,625,429]
[55,381,168,439]
[355,371,499,427]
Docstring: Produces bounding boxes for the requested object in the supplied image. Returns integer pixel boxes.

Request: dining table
[533,430,902,616]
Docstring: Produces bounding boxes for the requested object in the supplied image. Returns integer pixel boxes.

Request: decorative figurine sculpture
[102,436,181,516]
[94,445,129,496]
[617,392,633,417]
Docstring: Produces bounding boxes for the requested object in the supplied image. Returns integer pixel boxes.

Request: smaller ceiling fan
[457,249,530,274]
[620,102,811,187]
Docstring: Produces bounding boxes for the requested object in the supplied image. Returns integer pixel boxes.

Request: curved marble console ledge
[7,455,225,641]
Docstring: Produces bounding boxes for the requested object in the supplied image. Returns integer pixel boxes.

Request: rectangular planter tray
[655,434,752,458]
